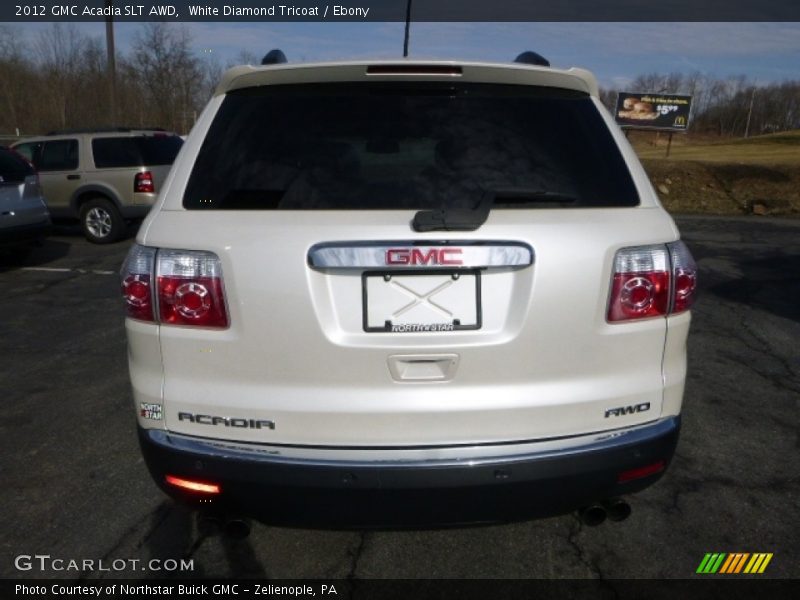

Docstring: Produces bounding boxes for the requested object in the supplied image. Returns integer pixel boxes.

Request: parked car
[121,53,696,530]
[0,146,50,256]
[12,129,183,243]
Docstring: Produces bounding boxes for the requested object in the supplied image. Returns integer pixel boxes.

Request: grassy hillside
[633,130,800,164]
[631,130,800,216]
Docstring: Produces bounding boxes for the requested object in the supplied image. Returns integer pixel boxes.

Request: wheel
[79,198,125,244]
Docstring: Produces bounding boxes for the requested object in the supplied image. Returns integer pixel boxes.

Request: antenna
[403,0,412,57]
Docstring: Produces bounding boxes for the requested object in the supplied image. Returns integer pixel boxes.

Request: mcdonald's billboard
[615,92,692,132]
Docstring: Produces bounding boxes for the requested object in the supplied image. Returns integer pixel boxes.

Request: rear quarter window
[184,83,639,210]
[38,139,79,171]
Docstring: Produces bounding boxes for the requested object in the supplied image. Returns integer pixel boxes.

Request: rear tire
[80,198,125,244]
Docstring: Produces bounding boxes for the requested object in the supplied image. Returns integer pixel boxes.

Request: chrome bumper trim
[145,416,679,468]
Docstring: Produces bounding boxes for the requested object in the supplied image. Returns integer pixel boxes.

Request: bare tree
[0,26,27,134]
[598,87,617,112]
[200,54,224,100]
[607,69,800,137]
[228,49,259,67]
[35,24,91,129]
[126,23,203,132]
[7,30,798,140]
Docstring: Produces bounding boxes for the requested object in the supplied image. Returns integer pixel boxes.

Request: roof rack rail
[45,127,167,135]
[261,49,287,65]
[514,51,550,68]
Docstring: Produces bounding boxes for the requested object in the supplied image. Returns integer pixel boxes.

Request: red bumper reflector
[617,460,666,483]
[165,475,221,494]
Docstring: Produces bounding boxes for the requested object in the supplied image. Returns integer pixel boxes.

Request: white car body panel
[133,208,680,447]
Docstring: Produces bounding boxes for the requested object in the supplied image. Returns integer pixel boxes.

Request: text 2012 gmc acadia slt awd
[121,55,696,528]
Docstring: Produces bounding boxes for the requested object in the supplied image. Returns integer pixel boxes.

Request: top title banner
[4,1,800,22]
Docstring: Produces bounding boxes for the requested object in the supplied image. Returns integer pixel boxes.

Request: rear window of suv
[184,83,639,210]
[92,135,183,168]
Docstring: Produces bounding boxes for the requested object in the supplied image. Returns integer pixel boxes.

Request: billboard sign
[615,93,692,131]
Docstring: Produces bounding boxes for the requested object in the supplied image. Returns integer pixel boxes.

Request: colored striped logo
[696,553,773,574]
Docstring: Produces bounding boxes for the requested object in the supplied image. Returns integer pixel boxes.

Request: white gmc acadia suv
[121,54,696,529]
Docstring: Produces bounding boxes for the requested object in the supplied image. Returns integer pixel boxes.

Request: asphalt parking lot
[0,215,798,580]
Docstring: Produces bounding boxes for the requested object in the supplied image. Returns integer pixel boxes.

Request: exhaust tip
[224,518,251,540]
[604,498,632,522]
[578,504,607,526]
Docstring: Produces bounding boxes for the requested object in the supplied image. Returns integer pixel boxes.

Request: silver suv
[0,147,51,254]
[122,56,696,529]
[13,129,183,243]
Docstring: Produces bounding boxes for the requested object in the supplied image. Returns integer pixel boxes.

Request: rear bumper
[139,416,680,528]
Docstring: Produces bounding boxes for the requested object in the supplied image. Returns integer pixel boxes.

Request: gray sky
[12,22,800,88]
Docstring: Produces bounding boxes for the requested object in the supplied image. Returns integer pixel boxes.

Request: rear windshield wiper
[412,187,578,232]
[491,188,578,206]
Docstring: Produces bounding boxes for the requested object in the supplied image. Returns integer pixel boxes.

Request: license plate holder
[362,270,482,333]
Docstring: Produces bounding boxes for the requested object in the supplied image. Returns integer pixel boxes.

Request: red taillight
[122,274,153,321]
[120,245,156,322]
[158,276,228,327]
[617,460,666,483]
[120,245,228,328]
[134,170,155,194]
[156,249,228,328]
[165,475,221,494]
[608,245,670,322]
[608,242,697,323]
[668,241,697,314]
[608,271,670,321]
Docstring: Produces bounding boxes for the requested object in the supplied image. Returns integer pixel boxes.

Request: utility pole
[403,0,412,57]
[744,85,756,138]
[105,0,117,127]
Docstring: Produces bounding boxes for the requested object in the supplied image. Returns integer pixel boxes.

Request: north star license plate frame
[361,269,483,333]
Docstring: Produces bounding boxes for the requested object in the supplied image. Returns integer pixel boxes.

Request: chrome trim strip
[307,241,534,270]
[147,417,678,468]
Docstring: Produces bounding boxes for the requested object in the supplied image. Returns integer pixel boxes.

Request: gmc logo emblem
[386,248,463,266]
